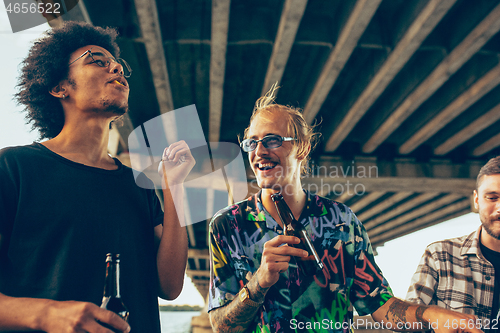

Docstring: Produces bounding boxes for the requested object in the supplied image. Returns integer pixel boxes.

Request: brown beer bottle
[100,253,129,331]
[271,192,324,276]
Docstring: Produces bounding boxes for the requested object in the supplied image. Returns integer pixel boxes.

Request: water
[160,311,201,333]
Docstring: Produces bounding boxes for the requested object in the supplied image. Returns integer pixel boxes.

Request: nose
[253,140,269,157]
[109,60,124,76]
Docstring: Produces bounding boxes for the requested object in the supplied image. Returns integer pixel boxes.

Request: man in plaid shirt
[407,156,500,331]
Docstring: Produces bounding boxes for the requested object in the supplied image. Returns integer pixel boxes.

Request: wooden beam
[190,278,210,285]
[184,196,197,247]
[472,132,500,157]
[349,191,385,213]
[187,224,197,248]
[368,193,463,236]
[363,2,500,153]
[330,191,356,203]
[358,192,413,222]
[209,0,231,143]
[363,192,440,229]
[186,269,211,278]
[261,0,307,94]
[372,208,470,248]
[302,0,382,124]
[302,177,476,195]
[76,1,92,23]
[188,248,210,260]
[193,258,201,271]
[134,0,175,116]
[400,63,500,154]
[206,188,215,224]
[324,0,456,152]
[435,103,500,155]
[370,199,470,245]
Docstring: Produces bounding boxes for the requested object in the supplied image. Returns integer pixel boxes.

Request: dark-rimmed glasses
[240,135,297,152]
[69,47,132,78]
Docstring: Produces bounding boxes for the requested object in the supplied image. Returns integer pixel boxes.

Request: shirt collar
[242,191,267,223]
[248,189,324,230]
[461,226,482,257]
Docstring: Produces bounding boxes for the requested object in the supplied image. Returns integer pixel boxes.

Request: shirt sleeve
[406,247,439,305]
[207,211,241,312]
[349,210,394,316]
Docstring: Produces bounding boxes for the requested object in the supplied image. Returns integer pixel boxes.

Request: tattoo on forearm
[209,274,269,332]
[384,299,430,331]
[247,274,269,304]
[415,306,426,322]
[209,300,258,333]
[415,305,430,329]
[385,299,411,324]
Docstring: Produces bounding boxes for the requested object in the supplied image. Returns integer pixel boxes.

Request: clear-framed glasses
[69,47,132,78]
[240,135,297,152]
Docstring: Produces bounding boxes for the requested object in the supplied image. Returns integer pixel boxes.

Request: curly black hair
[15,21,120,139]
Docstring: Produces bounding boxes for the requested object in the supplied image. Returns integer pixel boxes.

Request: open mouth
[258,162,277,171]
[109,77,128,87]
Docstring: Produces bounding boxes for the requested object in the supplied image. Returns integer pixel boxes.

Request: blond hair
[243,84,320,175]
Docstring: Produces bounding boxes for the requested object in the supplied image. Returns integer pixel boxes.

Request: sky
[0,8,482,307]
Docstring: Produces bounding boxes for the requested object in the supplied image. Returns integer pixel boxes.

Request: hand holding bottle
[0,287,129,333]
[39,300,131,333]
[271,192,324,276]
[256,235,308,289]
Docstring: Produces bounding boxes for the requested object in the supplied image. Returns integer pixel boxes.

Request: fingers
[157,141,196,187]
[93,308,130,333]
[266,235,299,247]
[86,319,126,333]
[257,235,310,288]
[162,141,192,164]
[42,301,130,333]
[265,235,308,257]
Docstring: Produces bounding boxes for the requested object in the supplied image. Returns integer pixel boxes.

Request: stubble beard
[99,98,129,116]
[255,165,304,196]
[480,209,500,240]
[255,165,282,190]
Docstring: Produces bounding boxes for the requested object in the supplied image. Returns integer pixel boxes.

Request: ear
[473,189,479,210]
[49,82,67,99]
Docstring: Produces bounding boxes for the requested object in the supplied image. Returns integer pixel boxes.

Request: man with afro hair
[0,21,194,332]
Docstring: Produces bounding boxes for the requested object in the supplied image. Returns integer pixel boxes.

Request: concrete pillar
[191,294,212,333]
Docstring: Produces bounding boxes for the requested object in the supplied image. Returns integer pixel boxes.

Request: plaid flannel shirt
[406,226,494,321]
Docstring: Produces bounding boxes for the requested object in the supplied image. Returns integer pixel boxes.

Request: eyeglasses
[240,135,297,152]
[69,47,132,78]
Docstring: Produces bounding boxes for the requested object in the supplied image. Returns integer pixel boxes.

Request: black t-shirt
[0,143,164,333]
[480,243,500,331]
